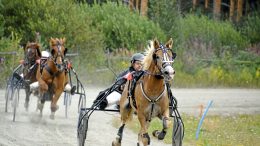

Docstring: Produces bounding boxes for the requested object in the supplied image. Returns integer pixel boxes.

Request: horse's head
[49,38,67,72]
[23,42,41,64]
[144,38,176,82]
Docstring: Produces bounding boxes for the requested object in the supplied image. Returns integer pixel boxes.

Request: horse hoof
[152,130,166,140]
[112,141,120,146]
[152,130,159,137]
[24,102,29,111]
[37,103,44,111]
[50,114,55,120]
[39,112,43,118]
[51,105,59,112]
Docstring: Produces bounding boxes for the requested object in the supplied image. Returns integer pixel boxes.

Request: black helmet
[131,53,144,63]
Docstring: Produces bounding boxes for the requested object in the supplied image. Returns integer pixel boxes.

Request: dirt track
[0,87,259,146]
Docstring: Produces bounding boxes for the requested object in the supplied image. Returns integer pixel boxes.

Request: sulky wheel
[64,92,72,118]
[77,110,89,146]
[5,82,13,113]
[172,116,184,146]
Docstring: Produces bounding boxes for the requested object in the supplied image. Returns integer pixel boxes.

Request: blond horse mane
[143,40,155,70]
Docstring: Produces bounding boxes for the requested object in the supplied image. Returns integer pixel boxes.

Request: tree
[230,0,235,21]
[141,0,148,16]
[237,0,243,21]
[214,0,222,20]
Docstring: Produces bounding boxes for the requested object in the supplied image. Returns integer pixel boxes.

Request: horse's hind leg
[112,103,133,146]
[24,86,31,111]
[152,116,169,140]
[37,96,45,117]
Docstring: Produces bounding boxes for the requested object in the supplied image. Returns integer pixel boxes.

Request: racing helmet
[131,53,144,63]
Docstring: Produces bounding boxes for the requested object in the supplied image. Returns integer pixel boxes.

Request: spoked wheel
[5,83,13,113]
[64,92,72,118]
[77,110,89,146]
[78,94,86,113]
[172,112,184,146]
[12,87,20,122]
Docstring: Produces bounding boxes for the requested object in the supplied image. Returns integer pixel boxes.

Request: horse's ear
[50,37,55,47]
[22,42,28,50]
[154,38,160,49]
[166,38,173,49]
[36,44,42,57]
[62,37,66,43]
[64,48,68,56]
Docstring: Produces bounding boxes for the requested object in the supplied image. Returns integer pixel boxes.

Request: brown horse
[36,38,68,119]
[22,42,41,110]
[112,38,176,146]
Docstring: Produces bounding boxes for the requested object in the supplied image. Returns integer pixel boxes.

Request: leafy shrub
[84,2,166,51]
[240,11,260,44]
[179,14,248,56]
[0,33,21,87]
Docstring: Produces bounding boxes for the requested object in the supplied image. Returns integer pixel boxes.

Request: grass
[113,114,260,146]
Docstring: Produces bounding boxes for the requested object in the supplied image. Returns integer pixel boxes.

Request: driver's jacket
[114,66,143,94]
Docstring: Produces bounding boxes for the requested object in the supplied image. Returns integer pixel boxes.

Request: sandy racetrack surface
[0,87,259,146]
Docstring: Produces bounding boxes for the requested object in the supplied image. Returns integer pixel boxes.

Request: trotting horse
[36,38,68,119]
[112,38,176,146]
[22,42,42,110]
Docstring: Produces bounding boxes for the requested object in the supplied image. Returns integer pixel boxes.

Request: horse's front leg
[24,85,31,111]
[152,109,170,140]
[50,88,63,119]
[112,94,133,146]
[37,81,48,117]
[138,114,151,146]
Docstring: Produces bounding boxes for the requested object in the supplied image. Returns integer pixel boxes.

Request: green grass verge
[113,114,260,146]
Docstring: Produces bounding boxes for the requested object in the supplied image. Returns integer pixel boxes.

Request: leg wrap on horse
[51,105,59,112]
[117,124,125,143]
[162,117,169,130]
[142,133,151,145]
[152,117,169,140]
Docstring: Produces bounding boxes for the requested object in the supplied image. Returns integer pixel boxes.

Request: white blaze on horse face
[165,65,175,80]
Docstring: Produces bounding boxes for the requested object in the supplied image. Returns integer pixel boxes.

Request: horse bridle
[152,44,176,78]
[23,47,39,79]
[24,47,38,66]
[50,41,66,71]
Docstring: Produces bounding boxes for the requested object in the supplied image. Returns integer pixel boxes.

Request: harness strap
[140,81,166,121]
[127,71,145,109]
[140,81,166,103]
[45,65,54,76]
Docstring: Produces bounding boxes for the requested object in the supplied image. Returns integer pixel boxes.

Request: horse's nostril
[164,71,169,75]
[173,71,176,74]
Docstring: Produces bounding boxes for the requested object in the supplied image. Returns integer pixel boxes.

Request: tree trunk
[205,0,209,9]
[214,0,222,20]
[129,0,134,11]
[140,0,148,16]
[236,0,243,22]
[193,0,197,10]
[230,0,235,21]
[136,0,140,13]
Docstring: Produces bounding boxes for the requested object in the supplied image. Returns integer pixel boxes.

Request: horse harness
[127,44,176,121]
[23,48,39,81]
[40,42,67,78]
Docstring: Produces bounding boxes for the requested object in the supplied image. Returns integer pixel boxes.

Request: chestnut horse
[112,38,176,146]
[22,42,41,110]
[36,38,68,119]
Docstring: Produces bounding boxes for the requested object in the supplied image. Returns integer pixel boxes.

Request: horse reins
[40,41,66,78]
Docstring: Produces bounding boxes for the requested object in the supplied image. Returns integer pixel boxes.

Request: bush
[179,14,248,56]
[240,11,260,44]
[84,2,166,51]
[0,33,21,87]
